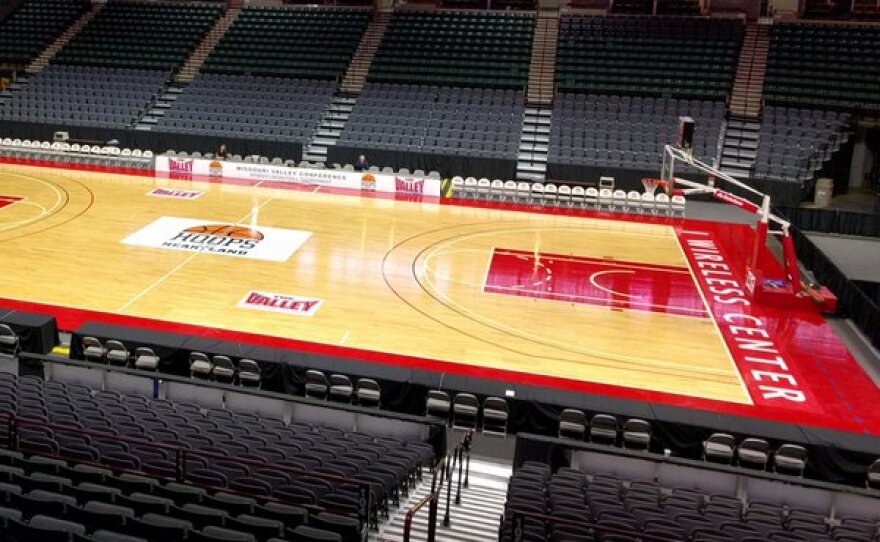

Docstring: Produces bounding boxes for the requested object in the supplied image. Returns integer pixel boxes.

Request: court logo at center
[122,217,311,262]
[238,290,322,317]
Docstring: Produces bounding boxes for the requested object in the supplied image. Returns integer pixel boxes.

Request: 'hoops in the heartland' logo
[209,161,224,177]
[360,173,376,191]
[122,217,312,262]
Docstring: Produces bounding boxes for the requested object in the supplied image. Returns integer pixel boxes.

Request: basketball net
[641,178,667,196]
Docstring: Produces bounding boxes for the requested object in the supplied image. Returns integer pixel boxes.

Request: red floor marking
[0,195,23,209]
[484,248,707,318]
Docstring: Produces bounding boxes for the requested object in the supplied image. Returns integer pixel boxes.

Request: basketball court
[1,161,878,437]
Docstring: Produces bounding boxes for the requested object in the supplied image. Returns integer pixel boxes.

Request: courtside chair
[868,459,880,489]
[599,176,615,191]
[622,418,652,450]
[584,187,599,209]
[490,179,505,200]
[571,185,586,208]
[452,393,479,431]
[737,438,770,470]
[133,347,159,371]
[502,180,517,201]
[557,184,572,207]
[0,324,19,357]
[598,188,613,211]
[589,413,619,445]
[773,444,808,476]
[104,340,129,367]
[530,182,545,204]
[655,192,671,215]
[543,183,558,206]
[671,194,686,217]
[237,359,261,388]
[481,397,509,436]
[81,337,106,363]
[328,374,353,403]
[641,192,656,215]
[189,352,213,380]
[558,409,587,440]
[451,176,464,198]
[463,177,478,199]
[211,356,235,384]
[612,189,627,211]
[515,182,531,202]
[355,378,380,408]
[476,178,491,200]
[304,369,329,400]
[425,390,451,423]
[703,433,736,464]
[627,190,642,213]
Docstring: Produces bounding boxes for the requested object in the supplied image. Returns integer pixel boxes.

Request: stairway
[174,7,241,84]
[302,94,358,163]
[526,13,559,105]
[718,116,760,179]
[516,106,552,182]
[134,85,185,130]
[729,20,771,119]
[375,458,510,542]
[24,2,104,76]
[340,11,391,94]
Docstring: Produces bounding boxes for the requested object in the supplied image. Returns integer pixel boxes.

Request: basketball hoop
[641,178,666,196]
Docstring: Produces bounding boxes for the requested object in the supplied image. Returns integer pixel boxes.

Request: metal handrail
[402,429,473,542]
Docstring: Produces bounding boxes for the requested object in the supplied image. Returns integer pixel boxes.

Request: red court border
[2,157,879,436]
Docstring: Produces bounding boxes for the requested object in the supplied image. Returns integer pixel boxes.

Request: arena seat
[154,74,334,146]
[52,1,222,70]
[548,94,724,182]
[0,66,168,129]
[0,0,84,65]
[752,106,851,183]
[0,374,432,540]
[202,7,369,80]
[764,23,880,111]
[368,11,534,89]
[556,15,743,99]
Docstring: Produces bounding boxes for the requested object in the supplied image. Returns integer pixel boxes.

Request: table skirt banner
[155,156,442,197]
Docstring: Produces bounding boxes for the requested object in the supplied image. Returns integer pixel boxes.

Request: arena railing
[0,411,379,529]
[403,430,473,542]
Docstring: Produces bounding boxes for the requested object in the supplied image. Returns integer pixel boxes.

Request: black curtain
[778,206,880,238]
[328,144,517,180]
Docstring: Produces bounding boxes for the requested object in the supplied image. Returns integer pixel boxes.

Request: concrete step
[517,162,546,173]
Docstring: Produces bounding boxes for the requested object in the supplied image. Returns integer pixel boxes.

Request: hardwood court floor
[0,163,749,404]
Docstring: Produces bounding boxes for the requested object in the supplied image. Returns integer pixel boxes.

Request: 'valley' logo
[147,187,204,200]
[238,290,322,317]
[168,158,194,173]
[395,177,424,195]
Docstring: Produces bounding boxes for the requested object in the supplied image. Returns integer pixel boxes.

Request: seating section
[549,94,724,171]
[764,23,880,111]
[369,11,534,88]
[556,15,743,99]
[752,107,851,183]
[657,0,702,14]
[338,83,524,159]
[155,74,335,144]
[0,66,167,129]
[500,461,880,542]
[0,373,434,540]
[52,1,222,70]
[202,7,370,79]
[0,0,84,65]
